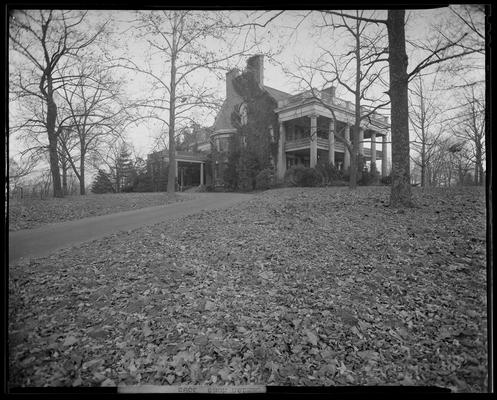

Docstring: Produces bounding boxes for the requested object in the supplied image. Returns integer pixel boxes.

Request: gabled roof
[263,85,292,102]
[212,99,239,133]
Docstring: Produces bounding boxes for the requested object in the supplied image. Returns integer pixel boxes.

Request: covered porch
[275,96,389,180]
[157,150,207,189]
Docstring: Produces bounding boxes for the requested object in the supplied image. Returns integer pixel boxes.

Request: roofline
[212,129,236,135]
[275,98,389,128]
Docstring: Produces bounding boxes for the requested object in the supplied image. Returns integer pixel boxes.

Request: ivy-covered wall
[220,66,279,191]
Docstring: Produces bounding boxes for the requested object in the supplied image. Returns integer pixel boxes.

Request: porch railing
[284,138,310,151]
[317,137,328,149]
[277,92,389,125]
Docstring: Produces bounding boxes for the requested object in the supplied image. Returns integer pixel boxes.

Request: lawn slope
[9,192,193,231]
[8,187,487,391]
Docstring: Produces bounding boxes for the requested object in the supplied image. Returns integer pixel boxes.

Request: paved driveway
[8,193,253,264]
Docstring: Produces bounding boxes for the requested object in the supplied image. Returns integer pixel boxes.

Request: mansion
[147,55,389,190]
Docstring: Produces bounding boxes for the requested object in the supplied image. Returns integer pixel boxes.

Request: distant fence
[10,186,51,200]
[9,183,80,200]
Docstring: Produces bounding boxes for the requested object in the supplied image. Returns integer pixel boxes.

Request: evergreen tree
[91,170,115,194]
[115,147,134,192]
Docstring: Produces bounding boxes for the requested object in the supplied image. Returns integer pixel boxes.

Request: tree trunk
[47,98,63,198]
[349,151,357,189]
[79,153,86,195]
[167,46,177,193]
[349,25,361,190]
[61,160,68,195]
[115,168,120,193]
[420,141,426,187]
[475,145,483,185]
[387,10,413,207]
[446,154,451,186]
[349,127,358,189]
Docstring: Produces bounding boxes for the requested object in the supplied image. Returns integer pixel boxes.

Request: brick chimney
[321,86,336,99]
[226,68,239,99]
[246,55,264,86]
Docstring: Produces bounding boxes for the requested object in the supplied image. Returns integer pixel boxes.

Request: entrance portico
[156,150,207,188]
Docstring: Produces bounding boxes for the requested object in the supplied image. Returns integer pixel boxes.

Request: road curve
[8,192,253,264]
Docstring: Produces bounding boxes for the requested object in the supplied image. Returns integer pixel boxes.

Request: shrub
[315,161,344,185]
[255,168,276,190]
[133,172,154,192]
[122,184,135,193]
[285,165,322,187]
[380,174,392,185]
[237,152,260,191]
[358,165,380,186]
[330,179,349,186]
[284,165,302,186]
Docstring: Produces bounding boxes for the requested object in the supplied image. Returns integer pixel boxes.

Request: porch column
[343,124,350,170]
[328,119,335,165]
[310,114,318,168]
[175,160,178,179]
[381,135,388,177]
[370,131,377,169]
[358,127,364,155]
[277,120,287,180]
[200,162,204,186]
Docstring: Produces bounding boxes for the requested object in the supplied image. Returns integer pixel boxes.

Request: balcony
[285,137,344,152]
[363,147,384,160]
[277,91,389,125]
[284,138,383,160]
[316,137,329,148]
[285,138,310,151]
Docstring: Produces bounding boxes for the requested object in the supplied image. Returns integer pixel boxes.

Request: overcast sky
[9,7,485,175]
[109,8,468,156]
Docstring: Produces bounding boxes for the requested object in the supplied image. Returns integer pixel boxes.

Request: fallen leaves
[9,192,193,231]
[304,329,319,346]
[8,187,487,391]
[63,336,78,347]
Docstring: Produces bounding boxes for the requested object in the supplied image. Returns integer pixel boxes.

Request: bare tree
[409,75,444,187]
[114,10,260,193]
[449,142,474,186]
[57,62,128,194]
[436,5,485,63]
[286,11,389,188]
[9,10,108,197]
[451,83,485,185]
[426,137,470,187]
[57,126,78,195]
[322,8,483,206]
[8,155,39,192]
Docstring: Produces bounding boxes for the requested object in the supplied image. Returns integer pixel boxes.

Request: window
[218,137,230,152]
[239,103,248,125]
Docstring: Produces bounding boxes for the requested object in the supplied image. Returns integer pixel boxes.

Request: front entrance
[177,161,204,189]
[286,151,310,168]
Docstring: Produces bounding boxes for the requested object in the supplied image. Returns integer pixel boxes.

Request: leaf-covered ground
[8,192,193,231]
[8,187,487,391]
